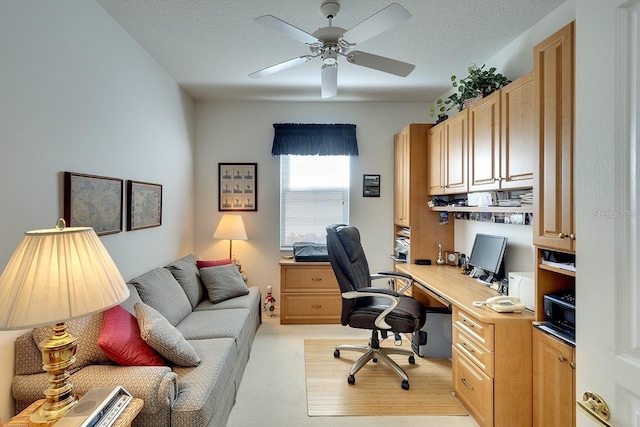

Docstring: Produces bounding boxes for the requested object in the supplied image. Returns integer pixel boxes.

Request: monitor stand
[469,267,486,278]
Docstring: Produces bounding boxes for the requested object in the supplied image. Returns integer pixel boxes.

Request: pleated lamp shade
[0,223,129,330]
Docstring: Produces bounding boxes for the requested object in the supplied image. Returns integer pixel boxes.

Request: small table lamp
[213,214,248,259]
[0,219,130,426]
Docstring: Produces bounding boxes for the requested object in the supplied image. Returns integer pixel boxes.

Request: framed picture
[64,172,123,235]
[219,163,257,211]
[363,174,381,197]
[127,180,162,231]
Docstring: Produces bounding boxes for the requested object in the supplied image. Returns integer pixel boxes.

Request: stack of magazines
[519,192,534,205]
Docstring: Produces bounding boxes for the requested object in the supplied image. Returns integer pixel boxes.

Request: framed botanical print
[127,180,162,231]
[64,172,123,235]
[219,163,257,211]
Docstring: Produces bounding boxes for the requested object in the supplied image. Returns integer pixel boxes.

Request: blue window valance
[271,123,358,156]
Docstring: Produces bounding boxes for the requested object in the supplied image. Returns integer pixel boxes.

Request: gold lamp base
[29,322,79,427]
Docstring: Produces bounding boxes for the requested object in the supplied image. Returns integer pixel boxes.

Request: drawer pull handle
[311,277,323,281]
[461,378,475,390]
[311,304,323,309]
[461,342,474,353]
[462,318,475,328]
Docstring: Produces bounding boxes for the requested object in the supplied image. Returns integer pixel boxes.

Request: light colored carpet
[226,315,479,427]
[304,338,468,417]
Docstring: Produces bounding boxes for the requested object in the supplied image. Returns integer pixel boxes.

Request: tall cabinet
[393,124,453,266]
[532,21,576,427]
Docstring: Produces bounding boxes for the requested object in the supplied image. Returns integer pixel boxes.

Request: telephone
[485,296,525,313]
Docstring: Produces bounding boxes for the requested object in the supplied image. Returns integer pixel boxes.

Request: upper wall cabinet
[428,109,468,195]
[468,72,535,192]
[533,22,575,252]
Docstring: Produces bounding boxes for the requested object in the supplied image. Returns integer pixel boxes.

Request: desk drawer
[453,308,495,351]
[453,348,494,427]
[282,266,338,292]
[453,325,495,377]
[280,294,342,324]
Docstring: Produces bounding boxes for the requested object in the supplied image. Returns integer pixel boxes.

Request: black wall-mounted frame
[363,174,380,197]
[219,163,257,211]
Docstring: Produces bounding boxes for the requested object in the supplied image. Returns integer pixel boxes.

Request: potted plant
[432,64,511,120]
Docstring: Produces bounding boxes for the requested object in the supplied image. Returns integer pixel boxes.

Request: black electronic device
[542,291,576,343]
[467,233,508,283]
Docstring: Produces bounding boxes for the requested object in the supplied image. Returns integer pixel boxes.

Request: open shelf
[538,263,576,277]
[430,205,533,213]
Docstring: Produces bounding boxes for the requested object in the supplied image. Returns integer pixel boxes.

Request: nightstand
[5,397,143,427]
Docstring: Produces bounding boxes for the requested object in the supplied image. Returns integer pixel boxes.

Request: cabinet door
[468,91,501,192]
[394,129,410,226]
[533,22,575,251]
[533,328,575,427]
[444,110,468,194]
[428,123,445,195]
[501,72,534,189]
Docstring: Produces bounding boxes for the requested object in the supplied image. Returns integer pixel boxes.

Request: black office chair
[325,224,426,390]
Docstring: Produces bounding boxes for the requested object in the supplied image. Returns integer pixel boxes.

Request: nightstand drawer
[453,348,494,427]
[453,307,495,351]
[453,325,495,377]
[280,294,341,324]
[282,266,339,292]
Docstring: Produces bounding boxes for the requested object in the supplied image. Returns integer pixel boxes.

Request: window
[280,155,350,248]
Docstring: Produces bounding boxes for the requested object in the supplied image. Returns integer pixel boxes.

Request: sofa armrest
[13,365,177,416]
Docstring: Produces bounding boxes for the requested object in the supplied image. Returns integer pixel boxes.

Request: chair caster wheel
[372,357,378,363]
[401,380,410,390]
[408,355,415,364]
[334,349,340,358]
[348,375,356,385]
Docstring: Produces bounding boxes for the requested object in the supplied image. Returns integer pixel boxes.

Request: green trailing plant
[431,64,511,119]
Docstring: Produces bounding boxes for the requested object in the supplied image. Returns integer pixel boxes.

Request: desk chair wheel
[334,349,340,358]
[409,355,415,364]
[348,374,356,385]
[402,380,410,390]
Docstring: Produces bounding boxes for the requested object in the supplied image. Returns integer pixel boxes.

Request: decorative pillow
[128,267,192,326]
[134,302,201,367]
[196,259,232,269]
[98,305,165,366]
[166,254,203,309]
[199,264,249,304]
[32,312,110,371]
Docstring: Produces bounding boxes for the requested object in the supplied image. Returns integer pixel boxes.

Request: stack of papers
[519,192,534,205]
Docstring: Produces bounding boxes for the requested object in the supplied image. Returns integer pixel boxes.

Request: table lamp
[213,214,247,259]
[0,219,129,426]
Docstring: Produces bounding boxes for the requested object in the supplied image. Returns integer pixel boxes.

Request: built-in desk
[397,264,533,427]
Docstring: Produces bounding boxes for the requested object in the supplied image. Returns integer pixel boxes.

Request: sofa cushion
[199,264,249,304]
[98,305,165,366]
[194,286,261,311]
[32,312,110,372]
[129,267,191,326]
[177,309,254,357]
[119,283,143,317]
[196,258,232,268]
[135,302,201,367]
[166,254,203,309]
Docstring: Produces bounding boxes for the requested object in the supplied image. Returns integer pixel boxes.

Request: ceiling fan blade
[341,3,411,46]
[249,55,314,79]
[254,15,319,45]
[346,51,415,77]
[321,64,338,99]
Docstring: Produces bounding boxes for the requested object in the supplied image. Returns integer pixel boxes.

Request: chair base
[334,330,415,389]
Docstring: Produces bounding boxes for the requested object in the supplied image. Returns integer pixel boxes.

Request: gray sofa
[12,254,261,427]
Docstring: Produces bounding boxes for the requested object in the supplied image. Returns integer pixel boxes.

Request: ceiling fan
[249,1,415,99]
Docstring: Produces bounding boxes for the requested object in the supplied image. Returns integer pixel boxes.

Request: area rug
[303,338,469,417]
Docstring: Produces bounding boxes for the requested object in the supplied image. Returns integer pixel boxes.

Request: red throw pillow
[196,259,233,268]
[98,305,165,366]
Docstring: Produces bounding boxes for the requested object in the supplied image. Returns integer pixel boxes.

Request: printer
[507,272,535,311]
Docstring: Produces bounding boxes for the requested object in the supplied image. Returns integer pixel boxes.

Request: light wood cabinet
[279,260,341,324]
[533,327,575,427]
[468,73,535,192]
[393,124,453,264]
[428,110,468,195]
[533,21,575,252]
[451,306,532,427]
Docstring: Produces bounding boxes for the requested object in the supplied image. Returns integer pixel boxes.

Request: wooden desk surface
[397,264,534,324]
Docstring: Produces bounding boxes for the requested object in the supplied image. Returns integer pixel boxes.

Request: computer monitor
[467,233,508,283]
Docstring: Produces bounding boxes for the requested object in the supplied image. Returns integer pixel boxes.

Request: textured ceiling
[96,0,565,102]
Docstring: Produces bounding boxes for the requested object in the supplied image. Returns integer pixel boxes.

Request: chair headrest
[336,225,363,263]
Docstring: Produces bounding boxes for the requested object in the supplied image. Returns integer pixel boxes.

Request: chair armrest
[371,271,413,294]
[342,289,400,330]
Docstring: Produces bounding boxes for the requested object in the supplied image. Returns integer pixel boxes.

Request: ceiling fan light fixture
[322,49,338,65]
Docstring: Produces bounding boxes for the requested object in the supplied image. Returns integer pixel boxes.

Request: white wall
[194,101,429,299]
[0,0,195,420]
